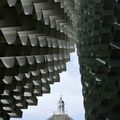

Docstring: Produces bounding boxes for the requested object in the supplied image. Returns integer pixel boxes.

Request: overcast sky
[12,50,85,120]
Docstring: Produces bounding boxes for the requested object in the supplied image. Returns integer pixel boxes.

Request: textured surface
[0,0,77,120]
[76,0,120,120]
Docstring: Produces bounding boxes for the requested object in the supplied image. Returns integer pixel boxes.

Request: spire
[57,96,65,114]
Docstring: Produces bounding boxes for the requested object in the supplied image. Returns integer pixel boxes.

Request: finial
[57,95,65,114]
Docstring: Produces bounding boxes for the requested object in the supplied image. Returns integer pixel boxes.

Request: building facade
[0,0,77,120]
[76,0,120,120]
[1,0,120,120]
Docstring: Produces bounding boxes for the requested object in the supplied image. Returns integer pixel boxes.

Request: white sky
[11,50,85,120]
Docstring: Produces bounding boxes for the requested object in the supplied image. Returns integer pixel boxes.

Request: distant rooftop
[47,114,74,120]
[47,97,74,120]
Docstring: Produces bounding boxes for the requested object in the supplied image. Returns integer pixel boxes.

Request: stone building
[47,114,73,120]
[47,97,73,120]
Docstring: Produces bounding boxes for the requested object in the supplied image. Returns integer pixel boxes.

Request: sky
[11,50,85,120]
